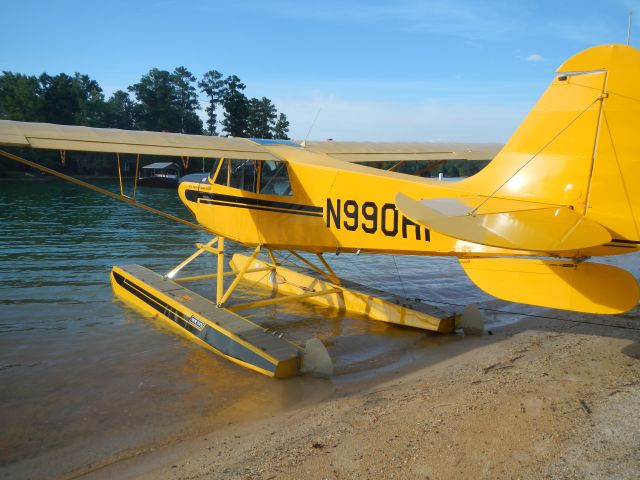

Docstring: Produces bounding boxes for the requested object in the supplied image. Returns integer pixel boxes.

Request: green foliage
[0,66,292,175]
[39,73,106,126]
[220,75,249,137]
[104,90,136,129]
[429,160,490,177]
[0,72,41,121]
[198,70,224,136]
[274,113,290,139]
[246,97,277,138]
[172,67,203,134]
[128,67,203,134]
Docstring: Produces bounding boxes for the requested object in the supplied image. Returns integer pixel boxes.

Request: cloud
[526,54,544,62]
[228,0,526,42]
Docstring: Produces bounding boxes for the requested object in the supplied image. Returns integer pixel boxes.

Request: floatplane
[1,44,639,377]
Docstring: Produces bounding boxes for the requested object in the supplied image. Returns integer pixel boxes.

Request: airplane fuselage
[178,144,636,259]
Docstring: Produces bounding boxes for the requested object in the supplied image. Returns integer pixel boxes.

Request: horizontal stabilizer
[395,194,611,252]
[460,258,639,314]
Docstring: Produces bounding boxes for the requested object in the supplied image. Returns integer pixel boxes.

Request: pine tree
[172,66,202,134]
[246,97,277,138]
[105,90,135,129]
[198,70,224,136]
[273,113,290,139]
[221,75,248,137]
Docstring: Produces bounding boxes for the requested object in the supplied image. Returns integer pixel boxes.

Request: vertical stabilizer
[460,45,640,242]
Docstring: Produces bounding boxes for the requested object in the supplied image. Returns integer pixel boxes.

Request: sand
[73,311,640,480]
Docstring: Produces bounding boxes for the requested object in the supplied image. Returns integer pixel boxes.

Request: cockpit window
[213,158,228,186]
[209,158,292,196]
[229,159,258,193]
[260,160,292,196]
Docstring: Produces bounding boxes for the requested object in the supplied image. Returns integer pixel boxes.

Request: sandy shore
[74,311,640,480]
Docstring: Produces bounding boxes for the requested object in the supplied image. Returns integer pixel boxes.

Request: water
[1,178,639,478]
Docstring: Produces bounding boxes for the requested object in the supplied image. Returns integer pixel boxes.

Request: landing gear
[112,236,458,377]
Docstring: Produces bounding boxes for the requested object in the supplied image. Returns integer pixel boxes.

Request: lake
[1,177,636,478]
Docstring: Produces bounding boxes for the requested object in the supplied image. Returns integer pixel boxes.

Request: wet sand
[75,310,640,479]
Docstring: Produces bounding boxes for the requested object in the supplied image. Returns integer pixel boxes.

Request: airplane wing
[303,141,502,162]
[0,120,277,160]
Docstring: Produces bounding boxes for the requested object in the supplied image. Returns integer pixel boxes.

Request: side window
[214,159,228,186]
[259,161,292,196]
[229,159,258,193]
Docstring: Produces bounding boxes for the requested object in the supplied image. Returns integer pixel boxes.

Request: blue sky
[1,0,638,141]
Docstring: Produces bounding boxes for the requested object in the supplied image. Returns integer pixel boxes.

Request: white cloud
[526,54,544,62]
[229,0,525,42]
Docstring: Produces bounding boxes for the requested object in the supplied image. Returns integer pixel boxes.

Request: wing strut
[0,149,212,234]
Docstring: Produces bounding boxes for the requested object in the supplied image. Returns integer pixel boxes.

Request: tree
[128,68,179,132]
[72,73,105,126]
[273,113,290,139]
[172,66,202,134]
[128,67,202,133]
[105,90,135,129]
[0,72,41,121]
[221,75,248,137]
[246,97,277,138]
[198,69,224,135]
[37,73,105,126]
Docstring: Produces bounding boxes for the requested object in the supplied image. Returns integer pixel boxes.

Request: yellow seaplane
[1,44,639,377]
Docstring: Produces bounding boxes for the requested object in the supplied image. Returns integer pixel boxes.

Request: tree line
[0,67,290,176]
[0,67,290,138]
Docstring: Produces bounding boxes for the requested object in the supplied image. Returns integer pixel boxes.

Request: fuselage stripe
[184,189,323,217]
[185,189,323,213]
[199,199,323,217]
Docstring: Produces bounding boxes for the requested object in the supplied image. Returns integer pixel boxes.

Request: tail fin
[459,44,640,242]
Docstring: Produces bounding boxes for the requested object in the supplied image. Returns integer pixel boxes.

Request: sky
[1,0,639,141]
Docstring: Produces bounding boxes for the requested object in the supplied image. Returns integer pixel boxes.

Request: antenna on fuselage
[301,108,322,148]
[627,11,633,46]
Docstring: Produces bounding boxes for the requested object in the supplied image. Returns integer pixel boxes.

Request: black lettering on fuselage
[381,203,399,237]
[325,198,430,242]
[343,200,358,231]
[402,216,421,240]
[326,198,340,228]
[362,201,378,233]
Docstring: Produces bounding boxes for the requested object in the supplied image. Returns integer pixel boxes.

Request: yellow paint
[395,193,611,252]
[110,265,302,378]
[175,44,640,314]
[229,254,456,333]
[1,44,639,316]
[460,258,639,314]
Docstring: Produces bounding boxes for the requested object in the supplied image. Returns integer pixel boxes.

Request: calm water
[1,178,639,478]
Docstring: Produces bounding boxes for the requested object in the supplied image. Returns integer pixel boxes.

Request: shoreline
[62,311,640,480]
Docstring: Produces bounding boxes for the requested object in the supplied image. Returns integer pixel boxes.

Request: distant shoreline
[0,173,136,181]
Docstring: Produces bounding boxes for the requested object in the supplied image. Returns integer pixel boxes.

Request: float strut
[217,243,261,307]
[229,287,341,311]
[216,237,225,304]
[165,237,218,279]
[287,250,341,285]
